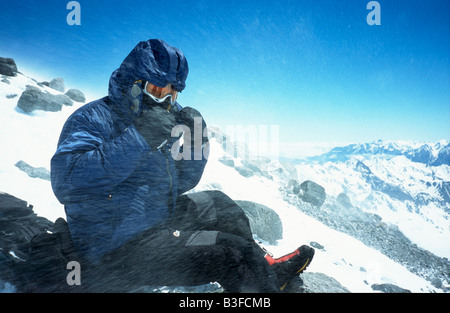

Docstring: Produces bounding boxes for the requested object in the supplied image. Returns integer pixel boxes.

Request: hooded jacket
[50,39,207,263]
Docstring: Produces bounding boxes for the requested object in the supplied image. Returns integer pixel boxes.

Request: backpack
[19,218,83,292]
[0,192,83,292]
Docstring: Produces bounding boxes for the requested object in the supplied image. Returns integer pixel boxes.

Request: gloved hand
[178,107,208,146]
[134,106,177,150]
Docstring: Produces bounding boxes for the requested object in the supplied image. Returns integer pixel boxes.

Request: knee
[205,191,244,213]
[216,232,253,255]
[204,190,231,202]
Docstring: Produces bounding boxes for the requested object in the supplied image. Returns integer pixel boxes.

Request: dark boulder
[15,160,50,181]
[0,57,18,76]
[65,89,86,103]
[298,180,326,208]
[336,193,353,209]
[285,272,350,293]
[17,85,73,113]
[371,283,411,293]
[235,200,283,244]
[49,78,65,92]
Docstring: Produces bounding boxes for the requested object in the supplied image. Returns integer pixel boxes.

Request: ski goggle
[143,81,178,109]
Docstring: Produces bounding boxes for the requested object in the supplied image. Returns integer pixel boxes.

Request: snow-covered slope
[0,72,87,222]
[1,66,448,293]
[192,139,444,292]
[295,145,450,260]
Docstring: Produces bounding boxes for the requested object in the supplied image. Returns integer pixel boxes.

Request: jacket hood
[108,39,189,119]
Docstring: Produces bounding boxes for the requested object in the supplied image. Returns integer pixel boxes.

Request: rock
[432,145,450,166]
[285,272,350,293]
[17,85,73,113]
[242,160,263,175]
[310,241,325,251]
[298,180,326,208]
[235,166,254,178]
[243,159,273,180]
[288,179,301,195]
[65,88,86,102]
[37,81,49,88]
[49,77,65,92]
[0,57,18,76]
[15,160,50,181]
[438,181,450,205]
[337,193,352,208]
[430,277,443,289]
[235,200,283,244]
[371,283,411,293]
[1,76,11,84]
[218,158,234,167]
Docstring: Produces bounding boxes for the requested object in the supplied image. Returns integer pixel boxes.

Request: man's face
[145,82,178,103]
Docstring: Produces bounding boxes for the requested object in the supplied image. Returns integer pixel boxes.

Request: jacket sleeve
[173,106,209,195]
[175,141,209,195]
[51,106,150,204]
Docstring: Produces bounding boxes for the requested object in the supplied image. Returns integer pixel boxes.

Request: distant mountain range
[307,140,450,166]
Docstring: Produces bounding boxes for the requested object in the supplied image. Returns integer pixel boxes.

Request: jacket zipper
[165,152,173,191]
[163,148,174,214]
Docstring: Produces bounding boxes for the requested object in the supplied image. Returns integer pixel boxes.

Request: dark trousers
[95,191,280,293]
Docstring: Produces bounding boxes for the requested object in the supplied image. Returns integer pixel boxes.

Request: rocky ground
[281,181,450,292]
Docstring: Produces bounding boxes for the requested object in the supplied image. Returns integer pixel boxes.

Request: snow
[294,154,450,260]
[0,72,89,221]
[193,140,442,293]
[0,70,446,293]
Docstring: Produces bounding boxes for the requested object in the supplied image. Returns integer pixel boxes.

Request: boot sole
[280,246,315,291]
[296,245,315,274]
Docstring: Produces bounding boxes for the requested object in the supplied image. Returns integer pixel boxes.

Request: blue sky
[1,0,449,147]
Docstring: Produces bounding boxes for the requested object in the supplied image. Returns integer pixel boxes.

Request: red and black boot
[265,245,315,291]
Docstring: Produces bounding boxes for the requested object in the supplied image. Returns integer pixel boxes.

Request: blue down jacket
[51,39,207,263]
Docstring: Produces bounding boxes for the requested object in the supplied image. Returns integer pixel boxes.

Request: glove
[134,106,176,150]
[178,107,208,146]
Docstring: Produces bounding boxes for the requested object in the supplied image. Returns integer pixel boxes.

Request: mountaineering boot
[265,245,315,291]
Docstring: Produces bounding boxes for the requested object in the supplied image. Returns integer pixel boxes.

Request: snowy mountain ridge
[1,62,448,293]
[307,139,450,166]
[292,144,450,259]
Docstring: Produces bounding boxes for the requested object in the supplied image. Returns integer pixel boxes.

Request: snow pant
[94,190,280,293]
